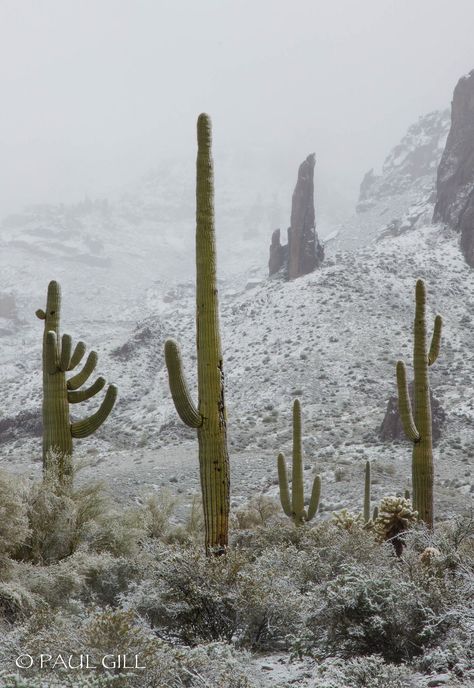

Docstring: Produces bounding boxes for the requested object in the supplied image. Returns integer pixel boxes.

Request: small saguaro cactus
[164,113,230,556]
[36,280,117,487]
[396,279,442,529]
[277,399,321,525]
[363,460,371,523]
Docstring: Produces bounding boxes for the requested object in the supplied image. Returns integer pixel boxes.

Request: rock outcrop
[268,153,324,279]
[433,70,474,266]
[379,382,446,445]
[332,110,449,253]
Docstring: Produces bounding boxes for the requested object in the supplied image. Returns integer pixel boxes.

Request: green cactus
[36,280,117,487]
[396,279,442,529]
[277,399,321,525]
[363,460,371,523]
[164,113,230,555]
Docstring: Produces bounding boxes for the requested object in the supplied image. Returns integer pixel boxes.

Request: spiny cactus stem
[68,341,86,371]
[363,460,371,523]
[71,385,118,438]
[277,452,292,517]
[164,339,202,428]
[291,399,305,519]
[67,351,98,390]
[306,475,321,521]
[428,315,442,365]
[396,361,420,442]
[45,331,58,374]
[59,334,72,372]
[67,376,106,403]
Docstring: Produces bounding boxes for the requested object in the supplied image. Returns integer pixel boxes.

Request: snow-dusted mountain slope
[1,220,473,518]
[332,110,450,252]
[1,108,473,520]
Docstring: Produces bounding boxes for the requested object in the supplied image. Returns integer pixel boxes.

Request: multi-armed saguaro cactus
[36,280,117,488]
[164,113,230,555]
[396,279,442,529]
[277,399,321,525]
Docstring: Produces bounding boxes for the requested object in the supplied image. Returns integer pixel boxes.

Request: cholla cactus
[277,399,321,525]
[332,508,363,532]
[374,496,418,556]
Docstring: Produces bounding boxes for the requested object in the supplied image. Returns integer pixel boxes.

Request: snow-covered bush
[304,563,446,661]
[309,655,420,687]
[0,470,30,561]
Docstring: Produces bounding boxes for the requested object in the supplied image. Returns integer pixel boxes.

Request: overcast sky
[0,0,473,217]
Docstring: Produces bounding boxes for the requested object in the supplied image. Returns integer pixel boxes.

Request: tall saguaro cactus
[396,279,442,528]
[164,113,230,555]
[277,399,321,525]
[36,280,117,487]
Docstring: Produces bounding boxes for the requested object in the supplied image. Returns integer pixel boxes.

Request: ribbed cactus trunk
[396,280,442,529]
[363,460,371,523]
[164,114,230,554]
[40,281,73,485]
[37,280,117,489]
[277,399,321,525]
[195,114,230,553]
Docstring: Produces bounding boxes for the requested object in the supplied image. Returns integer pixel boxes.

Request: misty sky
[0,0,473,218]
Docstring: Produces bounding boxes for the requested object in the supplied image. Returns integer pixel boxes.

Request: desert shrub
[15,478,112,564]
[123,543,306,651]
[234,495,280,530]
[123,546,242,644]
[74,551,142,606]
[0,580,37,622]
[165,494,205,545]
[232,546,305,649]
[84,609,158,668]
[87,507,147,558]
[304,563,442,661]
[309,655,420,687]
[0,470,30,561]
[17,482,77,563]
[141,490,177,540]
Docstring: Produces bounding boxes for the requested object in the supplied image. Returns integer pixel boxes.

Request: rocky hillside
[333,109,450,252]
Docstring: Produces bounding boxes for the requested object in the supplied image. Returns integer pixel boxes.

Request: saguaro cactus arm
[69,341,87,371]
[164,339,202,428]
[59,334,72,372]
[306,475,321,521]
[67,376,106,403]
[277,452,292,517]
[67,351,98,390]
[45,331,59,374]
[428,315,442,365]
[396,361,420,442]
[71,385,117,438]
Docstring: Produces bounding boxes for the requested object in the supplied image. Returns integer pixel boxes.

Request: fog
[0,0,473,218]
